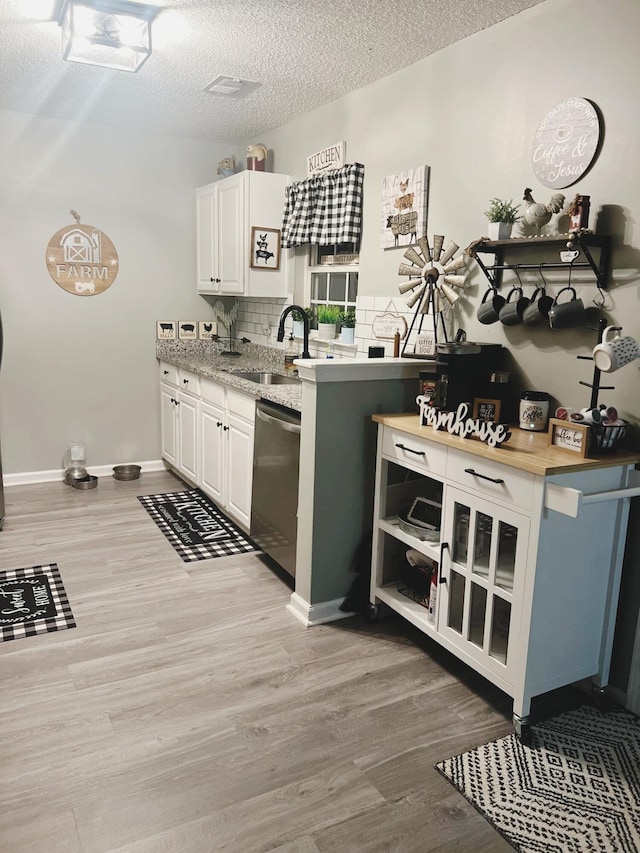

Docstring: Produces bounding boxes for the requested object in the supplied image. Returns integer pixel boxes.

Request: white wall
[263,0,640,433]
[0,110,235,474]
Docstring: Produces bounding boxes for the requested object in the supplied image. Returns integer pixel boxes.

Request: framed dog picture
[250,227,280,270]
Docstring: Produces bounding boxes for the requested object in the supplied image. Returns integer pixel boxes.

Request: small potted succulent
[339,308,356,345]
[485,198,521,240]
[316,304,342,339]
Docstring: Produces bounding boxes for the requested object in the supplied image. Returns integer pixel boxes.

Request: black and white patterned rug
[138,489,258,562]
[0,563,76,642]
[436,705,640,852]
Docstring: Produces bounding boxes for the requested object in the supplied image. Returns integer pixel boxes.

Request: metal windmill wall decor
[397,234,467,356]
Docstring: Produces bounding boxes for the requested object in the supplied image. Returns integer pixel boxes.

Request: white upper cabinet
[196,171,292,298]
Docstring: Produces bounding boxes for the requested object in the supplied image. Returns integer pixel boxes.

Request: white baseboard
[286,591,355,627]
[4,460,167,487]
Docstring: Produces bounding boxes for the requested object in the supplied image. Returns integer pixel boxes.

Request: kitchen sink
[229,371,300,386]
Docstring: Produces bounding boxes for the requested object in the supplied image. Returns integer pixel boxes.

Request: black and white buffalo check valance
[281,163,364,248]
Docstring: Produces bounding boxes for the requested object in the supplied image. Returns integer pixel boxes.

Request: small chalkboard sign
[548,418,589,457]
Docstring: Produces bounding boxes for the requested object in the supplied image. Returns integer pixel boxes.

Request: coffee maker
[422,342,504,411]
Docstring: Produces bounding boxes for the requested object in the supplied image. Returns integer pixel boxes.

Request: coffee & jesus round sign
[531,97,601,189]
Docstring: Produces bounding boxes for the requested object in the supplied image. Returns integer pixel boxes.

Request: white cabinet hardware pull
[395,443,425,457]
[464,467,504,484]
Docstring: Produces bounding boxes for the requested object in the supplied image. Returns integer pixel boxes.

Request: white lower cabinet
[160,381,178,467]
[199,381,255,529]
[370,417,638,742]
[159,364,255,530]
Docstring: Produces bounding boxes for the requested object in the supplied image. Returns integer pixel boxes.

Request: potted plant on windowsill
[292,307,312,338]
[339,308,356,345]
[316,304,341,339]
[485,198,521,240]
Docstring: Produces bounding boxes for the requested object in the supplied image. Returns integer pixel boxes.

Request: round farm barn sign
[46,222,119,296]
[531,97,601,189]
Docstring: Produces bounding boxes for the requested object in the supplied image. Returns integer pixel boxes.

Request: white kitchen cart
[369,413,640,742]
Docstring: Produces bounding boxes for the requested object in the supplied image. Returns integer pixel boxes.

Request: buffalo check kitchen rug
[0,563,76,642]
[436,705,640,853]
[138,489,258,562]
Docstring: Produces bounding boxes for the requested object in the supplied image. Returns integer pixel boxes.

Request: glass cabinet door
[438,488,529,686]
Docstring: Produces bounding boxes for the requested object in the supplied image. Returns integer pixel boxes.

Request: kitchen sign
[307,141,346,177]
[46,211,118,296]
[531,97,601,189]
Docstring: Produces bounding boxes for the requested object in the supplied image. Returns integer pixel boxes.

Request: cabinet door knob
[210,277,215,282]
[217,421,223,427]
[395,443,425,457]
[183,379,188,384]
[463,467,504,484]
[223,425,229,431]
[163,370,169,375]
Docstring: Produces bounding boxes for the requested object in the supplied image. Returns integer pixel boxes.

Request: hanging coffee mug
[548,286,586,329]
[522,286,554,327]
[593,325,640,372]
[477,288,505,325]
[499,287,530,326]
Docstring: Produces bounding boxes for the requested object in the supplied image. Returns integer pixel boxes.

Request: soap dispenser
[284,334,298,370]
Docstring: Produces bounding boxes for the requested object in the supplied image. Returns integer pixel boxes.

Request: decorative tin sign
[531,97,601,189]
[46,212,118,296]
[381,166,429,249]
[178,321,198,340]
[157,321,177,340]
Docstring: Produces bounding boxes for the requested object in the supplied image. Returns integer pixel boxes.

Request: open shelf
[466,233,612,291]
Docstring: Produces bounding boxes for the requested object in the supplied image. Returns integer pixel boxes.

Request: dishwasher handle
[256,405,301,435]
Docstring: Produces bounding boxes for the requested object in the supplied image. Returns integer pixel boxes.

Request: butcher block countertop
[373,413,640,476]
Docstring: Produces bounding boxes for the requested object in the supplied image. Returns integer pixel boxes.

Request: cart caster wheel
[517,724,533,746]
[591,686,610,712]
[366,604,379,623]
[513,716,532,746]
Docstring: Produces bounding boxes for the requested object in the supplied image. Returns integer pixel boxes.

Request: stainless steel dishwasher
[251,399,301,577]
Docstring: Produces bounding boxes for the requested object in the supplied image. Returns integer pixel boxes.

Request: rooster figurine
[522,188,565,235]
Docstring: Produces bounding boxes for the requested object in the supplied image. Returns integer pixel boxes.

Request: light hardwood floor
[0,470,517,852]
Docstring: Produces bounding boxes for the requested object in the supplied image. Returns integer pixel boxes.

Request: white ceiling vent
[203,76,261,98]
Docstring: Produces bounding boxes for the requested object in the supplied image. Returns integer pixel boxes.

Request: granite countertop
[157,340,302,413]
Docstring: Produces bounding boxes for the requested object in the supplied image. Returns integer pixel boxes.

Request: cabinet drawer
[201,378,226,407]
[446,448,535,511]
[160,362,178,386]
[227,388,255,423]
[178,369,200,398]
[381,428,447,476]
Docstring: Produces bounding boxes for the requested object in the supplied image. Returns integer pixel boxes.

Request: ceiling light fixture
[59,0,158,73]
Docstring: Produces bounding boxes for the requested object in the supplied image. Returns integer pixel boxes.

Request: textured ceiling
[0,0,546,143]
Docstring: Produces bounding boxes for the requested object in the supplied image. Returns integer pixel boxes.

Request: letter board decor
[46,211,118,296]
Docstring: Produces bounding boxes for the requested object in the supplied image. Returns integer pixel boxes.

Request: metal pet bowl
[71,474,98,490]
[113,464,141,481]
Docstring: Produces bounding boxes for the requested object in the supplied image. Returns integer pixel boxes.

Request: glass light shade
[61,0,152,73]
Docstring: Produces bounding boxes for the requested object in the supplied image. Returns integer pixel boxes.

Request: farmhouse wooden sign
[46,214,119,296]
[531,97,601,189]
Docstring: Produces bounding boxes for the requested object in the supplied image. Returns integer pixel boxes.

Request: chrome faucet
[277,305,311,358]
